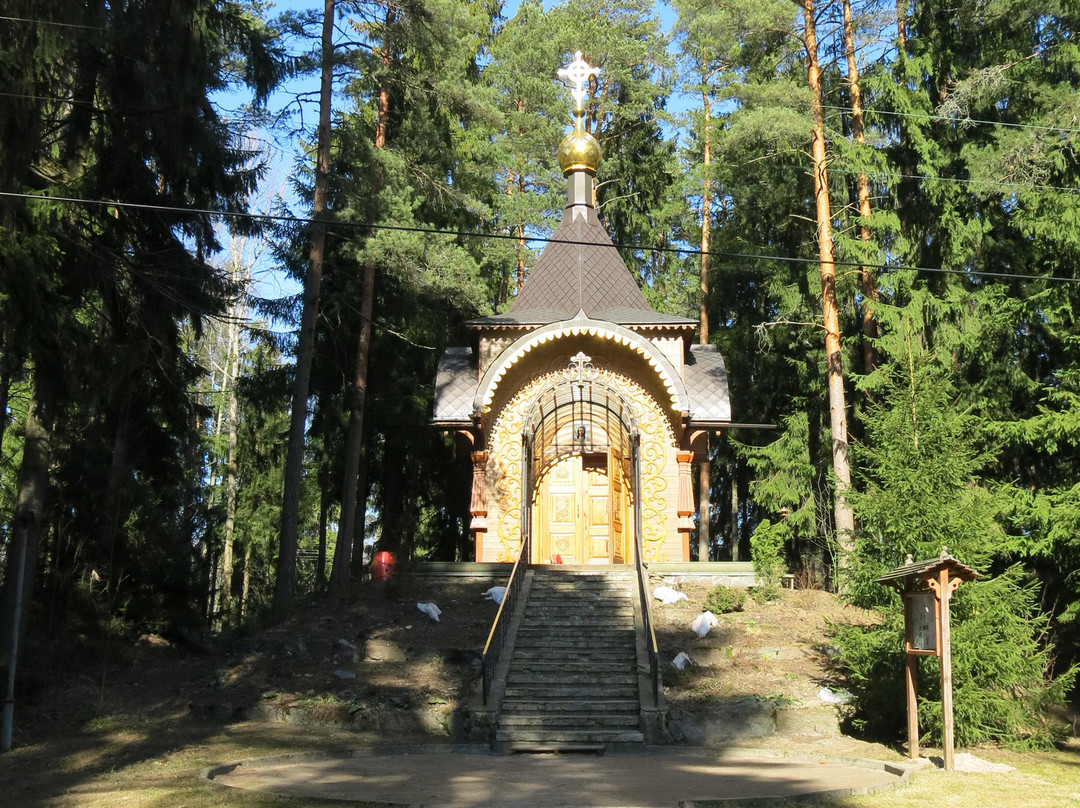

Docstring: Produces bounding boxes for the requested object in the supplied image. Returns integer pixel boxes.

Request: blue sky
[218,1,683,307]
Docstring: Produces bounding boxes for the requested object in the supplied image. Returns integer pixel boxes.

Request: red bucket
[371,551,396,582]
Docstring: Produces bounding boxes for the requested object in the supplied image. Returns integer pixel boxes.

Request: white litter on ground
[417,602,441,622]
[654,585,688,604]
[690,610,719,637]
[817,686,854,705]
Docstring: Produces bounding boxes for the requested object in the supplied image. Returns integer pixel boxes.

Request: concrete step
[495,729,645,745]
[526,598,632,605]
[498,713,640,728]
[520,615,633,623]
[525,605,631,612]
[529,580,633,587]
[522,606,634,614]
[530,583,633,590]
[512,645,635,656]
[508,672,637,686]
[527,596,632,603]
[512,644,633,656]
[504,685,638,699]
[516,627,635,636]
[500,698,641,714]
[513,636,634,648]
[529,587,630,591]
[530,569,633,576]
[520,620,633,627]
[510,661,635,674]
[511,654,636,666]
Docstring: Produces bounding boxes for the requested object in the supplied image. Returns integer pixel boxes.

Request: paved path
[207,746,909,807]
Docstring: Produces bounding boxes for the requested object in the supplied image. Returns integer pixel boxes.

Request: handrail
[480,529,531,705]
[634,544,661,707]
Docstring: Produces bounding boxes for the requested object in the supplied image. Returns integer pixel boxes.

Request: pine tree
[0,0,282,679]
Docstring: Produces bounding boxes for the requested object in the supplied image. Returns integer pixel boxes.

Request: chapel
[434,54,731,565]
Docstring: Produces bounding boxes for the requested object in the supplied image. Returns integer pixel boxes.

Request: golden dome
[557,126,602,176]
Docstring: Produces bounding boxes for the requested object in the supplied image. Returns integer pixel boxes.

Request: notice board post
[878,549,978,771]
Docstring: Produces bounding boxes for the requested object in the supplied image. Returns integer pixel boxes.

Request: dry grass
[4,577,1078,806]
[699,743,1080,808]
[5,716,1079,807]
[0,717,385,807]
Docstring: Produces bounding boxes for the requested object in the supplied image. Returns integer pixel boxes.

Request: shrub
[704,583,746,614]
[750,518,788,602]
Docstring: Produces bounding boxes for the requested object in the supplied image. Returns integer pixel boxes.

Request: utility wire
[3,189,1079,286]
[819,103,1080,136]
[828,166,1080,195]
[0,14,104,31]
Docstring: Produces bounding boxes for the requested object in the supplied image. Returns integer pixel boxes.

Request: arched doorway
[521,353,640,565]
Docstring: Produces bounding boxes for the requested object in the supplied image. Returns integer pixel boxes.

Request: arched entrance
[521,353,640,565]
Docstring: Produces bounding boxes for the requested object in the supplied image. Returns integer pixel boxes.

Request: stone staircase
[494,567,645,753]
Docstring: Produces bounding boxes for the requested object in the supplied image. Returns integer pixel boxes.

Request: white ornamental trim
[474,316,687,414]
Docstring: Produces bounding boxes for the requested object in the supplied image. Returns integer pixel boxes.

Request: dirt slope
[11,572,875,749]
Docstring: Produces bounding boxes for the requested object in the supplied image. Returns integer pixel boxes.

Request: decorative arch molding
[488,363,676,564]
[473,314,689,416]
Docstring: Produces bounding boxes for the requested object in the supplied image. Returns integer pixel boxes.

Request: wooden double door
[534,451,630,565]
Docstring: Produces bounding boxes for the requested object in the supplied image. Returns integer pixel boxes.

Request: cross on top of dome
[557,51,600,114]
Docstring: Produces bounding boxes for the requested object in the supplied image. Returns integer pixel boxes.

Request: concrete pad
[205,745,910,807]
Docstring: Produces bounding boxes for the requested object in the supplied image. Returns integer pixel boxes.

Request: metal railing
[634,536,660,706]
[480,529,531,705]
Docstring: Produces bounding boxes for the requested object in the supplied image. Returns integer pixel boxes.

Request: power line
[0,14,104,31]
[820,103,1080,137]
[829,166,1080,195]
[3,188,1077,286]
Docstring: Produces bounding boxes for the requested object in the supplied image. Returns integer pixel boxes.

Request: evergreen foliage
[704,584,746,614]
[749,520,788,602]
[2,0,1080,754]
[833,310,1075,746]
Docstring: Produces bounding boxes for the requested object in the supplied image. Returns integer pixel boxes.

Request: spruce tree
[836,300,1075,747]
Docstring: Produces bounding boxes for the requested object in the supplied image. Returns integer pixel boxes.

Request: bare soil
[10,573,879,747]
[650,577,876,706]
[5,571,1078,807]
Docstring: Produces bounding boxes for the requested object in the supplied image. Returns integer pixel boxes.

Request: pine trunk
[219,314,241,624]
[274,0,335,620]
[802,0,856,564]
[329,258,376,598]
[897,0,908,53]
[0,365,12,463]
[350,451,371,580]
[240,544,252,624]
[843,0,879,374]
[697,90,712,563]
[729,459,740,562]
[329,46,388,597]
[0,369,56,669]
[317,467,329,591]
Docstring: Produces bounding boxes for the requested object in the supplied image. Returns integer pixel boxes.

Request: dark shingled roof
[433,347,477,424]
[685,344,732,424]
[468,204,696,329]
[515,204,647,315]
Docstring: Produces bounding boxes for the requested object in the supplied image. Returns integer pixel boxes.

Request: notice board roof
[877,548,981,588]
